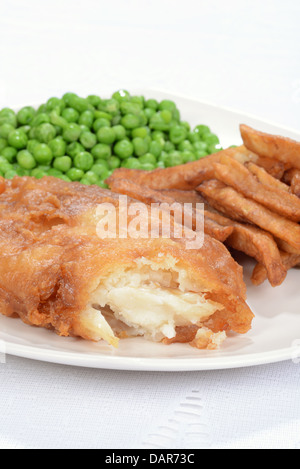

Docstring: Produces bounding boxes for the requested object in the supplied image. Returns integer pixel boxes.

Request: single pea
[62,92,78,106]
[188,132,200,143]
[169,125,187,144]
[144,108,155,120]
[31,113,50,127]
[84,171,99,185]
[47,97,64,112]
[62,107,79,123]
[66,142,85,158]
[113,125,127,141]
[140,162,155,171]
[120,114,140,130]
[48,168,63,177]
[35,123,56,143]
[165,151,184,167]
[0,123,15,139]
[91,161,109,177]
[78,110,94,128]
[63,123,81,142]
[0,138,7,152]
[80,131,97,149]
[193,141,208,152]
[0,160,13,174]
[53,156,72,173]
[1,147,17,162]
[131,127,148,139]
[57,174,71,182]
[158,151,169,164]
[202,133,220,145]
[28,128,37,140]
[194,125,211,137]
[18,125,31,134]
[91,143,111,160]
[195,150,208,159]
[93,118,111,133]
[172,109,181,121]
[49,111,68,130]
[160,109,172,124]
[120,101,142,116]
[8,130,28,149]
[149,141,162,158]
[0,108,17,127]
[87,95,101,107]
[31,168,48,179]
[68,95,91,113]
[97,181,109,188]
[94,110,113,121]
[108,156,121,170]
[80,178,91,185]
[132,137,149,157]
[182,151,196,163]
[139,153,156,166]
[122,158,141,169]
[145,99,159,110]
[164,141,175,153]
[17,150,36,169]
[74,151,94,171]
[158,100,177,112]
[33,143,53,165]
[48,137,67,157]
[5,169,18,179]
[149,113,170,131]
[27,139,40,154]
[96,127,116,144]
[178,140,194,152]
[137,110,148,127]
[66,167,84,181]
[15,166,30,177]
[130,96,145,107]
[114,139,134,159]
[16,106,35,126]
[112,90,130,102]
[98,99,119,116]
[37,104,47,114]
[157,161,165,169]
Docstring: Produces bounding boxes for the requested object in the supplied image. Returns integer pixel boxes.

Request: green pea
[140,162,155,171]
[62,92,78,106]
[0,159,13,174]
[195,150,208,159]
[160,109,172,124]
[113,125,127,141]
[66,168,84,181]
[57,174,71,182]
[108,156,121,170]
[33,143,53,165]
[68,95,91,113]
[18,125,31,134]
[62,107,79,123]
[178,140,194,152]
[91,162,109,179]
[8,130,28,149]
[131,127,149,139]
[27,139,40,154]
[31,168,48,179]
[0,108,17,127]
[112,90,130,102]
[31,113,50,127]
[164,141,175,153]
[97,181,109,188]
[84,171,99,185]
[122,158,141,169]
[49,137,67,157]
[182,151,196,163]
[35,123,56,143]
[93,118,111,133]
[98,98,119,116]
[96,127,116,144]
[80,131,97,149]
[130,96,145,107]
[67,142,85,158]
[91,143,111,160]
[47,97,65,112]
[120,101,142,116]
[149,141,162,158]
[1,146,17,162]
[87,95,101,107]
[53,156,72,173]
[78,110,94,128]
[48,168,63,177]
[158,100,176,112]
[0,138,7,152]
[94,111,113,121]
[114,139,134,159]
[145,99,158,110]
[165,151,184,167]
[63,123,81,142]
[157,161,165,169]
[169,125,187,144]
[74,151,94,171]
[202,133,220,145]
[149,113,170,131]
[188,132,200,143]
[139,153,156,166]
[0,124,15,139]
[193,141,208,152]
[144,108,155,120]
[121,114,140,130]
[194,125,211,137]
[132,137,149,157]
[17,150,36,169]
[80,178,91,185]
[5,169,18,179]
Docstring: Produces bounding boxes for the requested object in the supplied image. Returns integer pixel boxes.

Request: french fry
[197,179,300,252]
[252,252,300,286]
[246,162,290,192]
[108,178,233,242]
[283,169,300,198]
[240,124,300,170]
[212,155,300,222]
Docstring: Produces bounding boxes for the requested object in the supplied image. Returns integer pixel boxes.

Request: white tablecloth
[0,0,299,449]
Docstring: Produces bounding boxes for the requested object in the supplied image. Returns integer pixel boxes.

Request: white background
[0,0,300,449]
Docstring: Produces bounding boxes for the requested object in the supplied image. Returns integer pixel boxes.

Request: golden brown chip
[246,162,290,192]
[240,124,300,170]
[252,252,300,286]
[197,179,300,253]
[212,155,300,222]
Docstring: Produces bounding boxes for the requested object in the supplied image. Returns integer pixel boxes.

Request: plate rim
[2,89,299,371]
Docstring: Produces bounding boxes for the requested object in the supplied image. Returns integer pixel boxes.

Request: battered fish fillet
[0,176,253,349]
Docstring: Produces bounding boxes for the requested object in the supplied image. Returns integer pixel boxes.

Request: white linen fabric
[0,0,299,449]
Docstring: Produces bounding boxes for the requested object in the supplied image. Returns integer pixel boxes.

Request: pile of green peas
[0,90,222,187]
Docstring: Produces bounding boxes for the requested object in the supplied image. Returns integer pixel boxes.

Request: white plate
[1,89,299,371]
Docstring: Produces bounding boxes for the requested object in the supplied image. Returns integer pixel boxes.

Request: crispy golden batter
[0,176,253,346]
